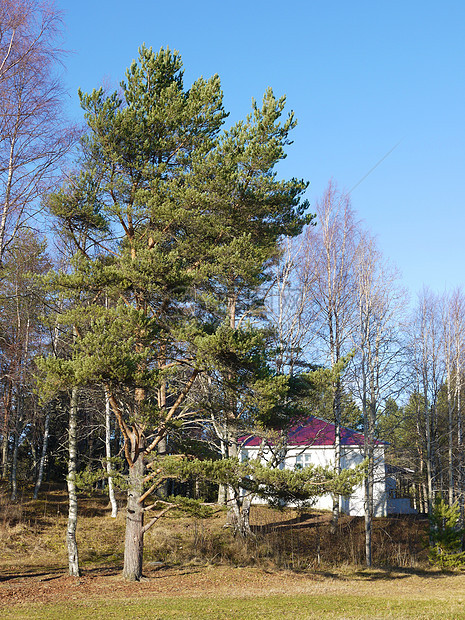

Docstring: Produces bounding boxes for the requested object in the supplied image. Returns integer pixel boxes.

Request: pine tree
[38,46,308,580]
[428,496,465,568]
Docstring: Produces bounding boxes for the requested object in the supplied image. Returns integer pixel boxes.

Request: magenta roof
[240,417,374,447]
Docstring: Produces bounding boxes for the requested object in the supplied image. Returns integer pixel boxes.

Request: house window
[241,450,249,462]
[295,454,311,469]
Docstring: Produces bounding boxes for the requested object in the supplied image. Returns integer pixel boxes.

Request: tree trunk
[11,388,24,501]
[447,379,454,506]
[1,429,8,480]
[2,378,12,479]
[217,436,228,504]
[123,446,145,581]
[225,432,252,537]
[457,375,463,527]
[34,408,51,500]
[425,396,434,516]
[104,390,117,518]
[364,480,372,567]
[364,437,374,567]
[217,483,227,505]
[10,430,19,501]
[67,386,80,576]
[331,379,341,534]
[156,436,169,498]
[229,493,252,537]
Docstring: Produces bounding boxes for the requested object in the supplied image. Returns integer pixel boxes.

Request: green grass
[2,594,465,620]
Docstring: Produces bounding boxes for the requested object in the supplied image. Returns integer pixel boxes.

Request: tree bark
[330,378,341,534]
[1,378,12,479]
[67,386,80,577]
[33,408,50,500]
[104,390,117,518]
[364,414,375,567]
[364,477,372,567]
[123,445,145,580]
[11,388,24,501]
[225,432,252,537]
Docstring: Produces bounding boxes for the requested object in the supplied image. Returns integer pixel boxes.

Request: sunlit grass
[2,593,464,620]
[1,484,458,620]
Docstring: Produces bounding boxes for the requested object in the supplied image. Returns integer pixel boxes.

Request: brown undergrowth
[0,482,429,573]
[0,484,459,618]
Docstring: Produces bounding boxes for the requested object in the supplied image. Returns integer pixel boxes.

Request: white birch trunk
[67,386,80,576]
[33,408,51,500]
[105,390,117,518]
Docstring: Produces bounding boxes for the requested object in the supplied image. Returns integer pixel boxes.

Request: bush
[428,497,465,568]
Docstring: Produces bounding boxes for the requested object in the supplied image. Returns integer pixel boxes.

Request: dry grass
[0,483,430,573]
[2,487,464,618]
[142,507,429,570]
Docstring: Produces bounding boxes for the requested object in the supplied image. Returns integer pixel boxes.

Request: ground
[1,486,464,618]
[2,564,465,618]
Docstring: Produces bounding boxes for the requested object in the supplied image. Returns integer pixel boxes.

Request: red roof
[241,417,374,447]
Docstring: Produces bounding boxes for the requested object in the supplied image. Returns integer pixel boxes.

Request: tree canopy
[37,45,310,580]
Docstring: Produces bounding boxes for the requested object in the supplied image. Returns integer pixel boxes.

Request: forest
[2,1,465,588]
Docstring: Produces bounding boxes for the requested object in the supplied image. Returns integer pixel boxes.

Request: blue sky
[57,0,465,303]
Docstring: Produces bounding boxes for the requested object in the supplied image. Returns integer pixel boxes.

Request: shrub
[428,497,465,568]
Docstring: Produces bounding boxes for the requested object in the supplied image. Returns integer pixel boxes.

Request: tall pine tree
[38,46,308,580]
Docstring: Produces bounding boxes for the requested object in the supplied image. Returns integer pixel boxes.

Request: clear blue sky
[58,0,465,303]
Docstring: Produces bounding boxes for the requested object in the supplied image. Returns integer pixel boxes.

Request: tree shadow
[0,566,64,582]
[350,566,460,580]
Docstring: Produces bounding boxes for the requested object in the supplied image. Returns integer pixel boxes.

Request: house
[239,417,415,517]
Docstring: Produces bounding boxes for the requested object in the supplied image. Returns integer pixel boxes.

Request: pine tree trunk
[123,448,145,581]
[67,386,80,577]
[240,496,252,536]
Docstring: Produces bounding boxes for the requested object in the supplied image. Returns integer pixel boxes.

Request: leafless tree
[349,233,407,565]
[441,289,465,508]
[299,181,360,529]
[266,237,318,377]
[409,289,446,515]
[0,0,74,263]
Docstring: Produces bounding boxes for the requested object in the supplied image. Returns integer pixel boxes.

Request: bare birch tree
[409,289,446,515]
[442,289,465,508]
[0,0,74,263]
[349,233,407,565]
[266,237,318,377]
[299,181,359,530]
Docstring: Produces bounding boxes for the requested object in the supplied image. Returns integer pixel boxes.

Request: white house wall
[240,445,387,517]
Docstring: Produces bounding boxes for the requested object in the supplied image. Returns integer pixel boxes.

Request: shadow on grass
[350,566,460,580]
[0,566,64,582]
[0,563,126,583]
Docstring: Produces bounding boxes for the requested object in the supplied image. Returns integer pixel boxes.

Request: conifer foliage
[428,497,465,568]
[38,46,309,580]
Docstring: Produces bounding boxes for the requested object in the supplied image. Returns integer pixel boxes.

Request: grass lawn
[2,590,465,620]
[1,486,463,618]
[2,565,465,619]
